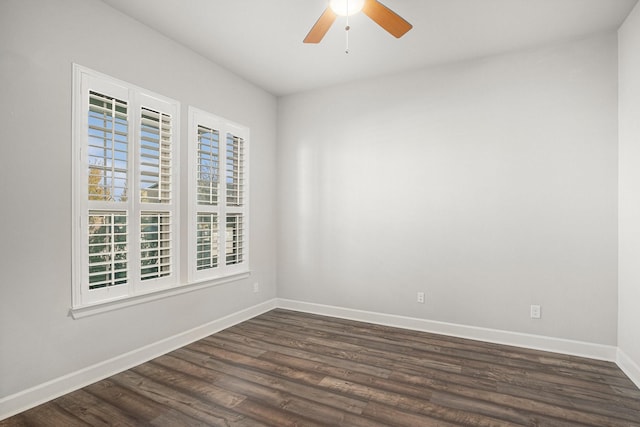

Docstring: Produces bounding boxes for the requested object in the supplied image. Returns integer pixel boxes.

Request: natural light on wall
[330,0,365,16]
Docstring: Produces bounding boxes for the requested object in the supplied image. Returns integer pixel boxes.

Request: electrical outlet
[417,292,425,304]
[530,304,541,319]
[253,282,259,293]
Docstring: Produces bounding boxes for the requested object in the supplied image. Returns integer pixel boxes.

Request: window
[188,107,249,283]
[73,65,179,308]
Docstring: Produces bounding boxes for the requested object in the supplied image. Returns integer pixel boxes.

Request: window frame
[187,107,250,285]
[72,64,180,309]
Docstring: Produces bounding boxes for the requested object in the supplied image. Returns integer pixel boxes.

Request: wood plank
[161,350,368,415]
[84,379,210,426]
[1,401,89,427]
[53,389,140,426]
[110,369,257,426]
[362,401,461,427]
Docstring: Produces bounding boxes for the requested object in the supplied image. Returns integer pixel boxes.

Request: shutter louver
[88,91,128,202]
[197,125,220,206]
[226,213,244,265]
[196,213,218,270]
[88,211,128,289]
[140,212,172,280]
[226,134,244,207]
[140,107,172,204]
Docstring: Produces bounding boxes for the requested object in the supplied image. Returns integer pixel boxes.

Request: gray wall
[619,1,640,372]
[277,34,619,345]
[0,0,277,398]
[1,0,635,407]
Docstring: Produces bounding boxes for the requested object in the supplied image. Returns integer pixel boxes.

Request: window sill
[69,271,251,319]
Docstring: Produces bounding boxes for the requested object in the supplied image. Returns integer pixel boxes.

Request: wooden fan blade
[304,7,337,43]
[362,0,412,38]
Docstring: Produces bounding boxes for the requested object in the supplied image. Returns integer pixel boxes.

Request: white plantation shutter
[140,107,172,204]
[140,212,172,280]
[88,211,128,289]
[225,134,245,207]
[194,124,220,274]
[225,213,244,265]
[197,125,220,206]
[79,78,132,305]
[197,213,218,270]
[189,108,249,283]
[136,94,178,293]
[73,65,180,308]
[225,133,245,266]
[87,91,128,202]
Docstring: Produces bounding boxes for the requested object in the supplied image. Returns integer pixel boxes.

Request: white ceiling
[101,0,638,96]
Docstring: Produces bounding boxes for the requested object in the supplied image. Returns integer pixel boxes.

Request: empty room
[1,0,640,425]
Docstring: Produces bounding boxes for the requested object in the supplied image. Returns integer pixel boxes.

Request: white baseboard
[2,297,632,421]
[617,348,640,389]
[276,298,618,362]
[0,299,277,421]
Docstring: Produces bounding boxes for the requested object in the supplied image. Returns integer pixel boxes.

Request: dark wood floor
[3,309,640,426]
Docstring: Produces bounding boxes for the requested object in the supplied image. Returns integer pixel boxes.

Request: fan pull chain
[345,23,350,53]
[345,2,350,54]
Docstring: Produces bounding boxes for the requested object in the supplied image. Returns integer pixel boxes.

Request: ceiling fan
[304,0,413,44]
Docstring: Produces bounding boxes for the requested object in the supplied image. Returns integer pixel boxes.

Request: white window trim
[187,107,250,285]
[72,64,180,310]
[69,271,250,319]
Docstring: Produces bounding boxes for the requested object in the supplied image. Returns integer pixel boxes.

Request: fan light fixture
[304,0,412,45]
[329,0,365,16]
